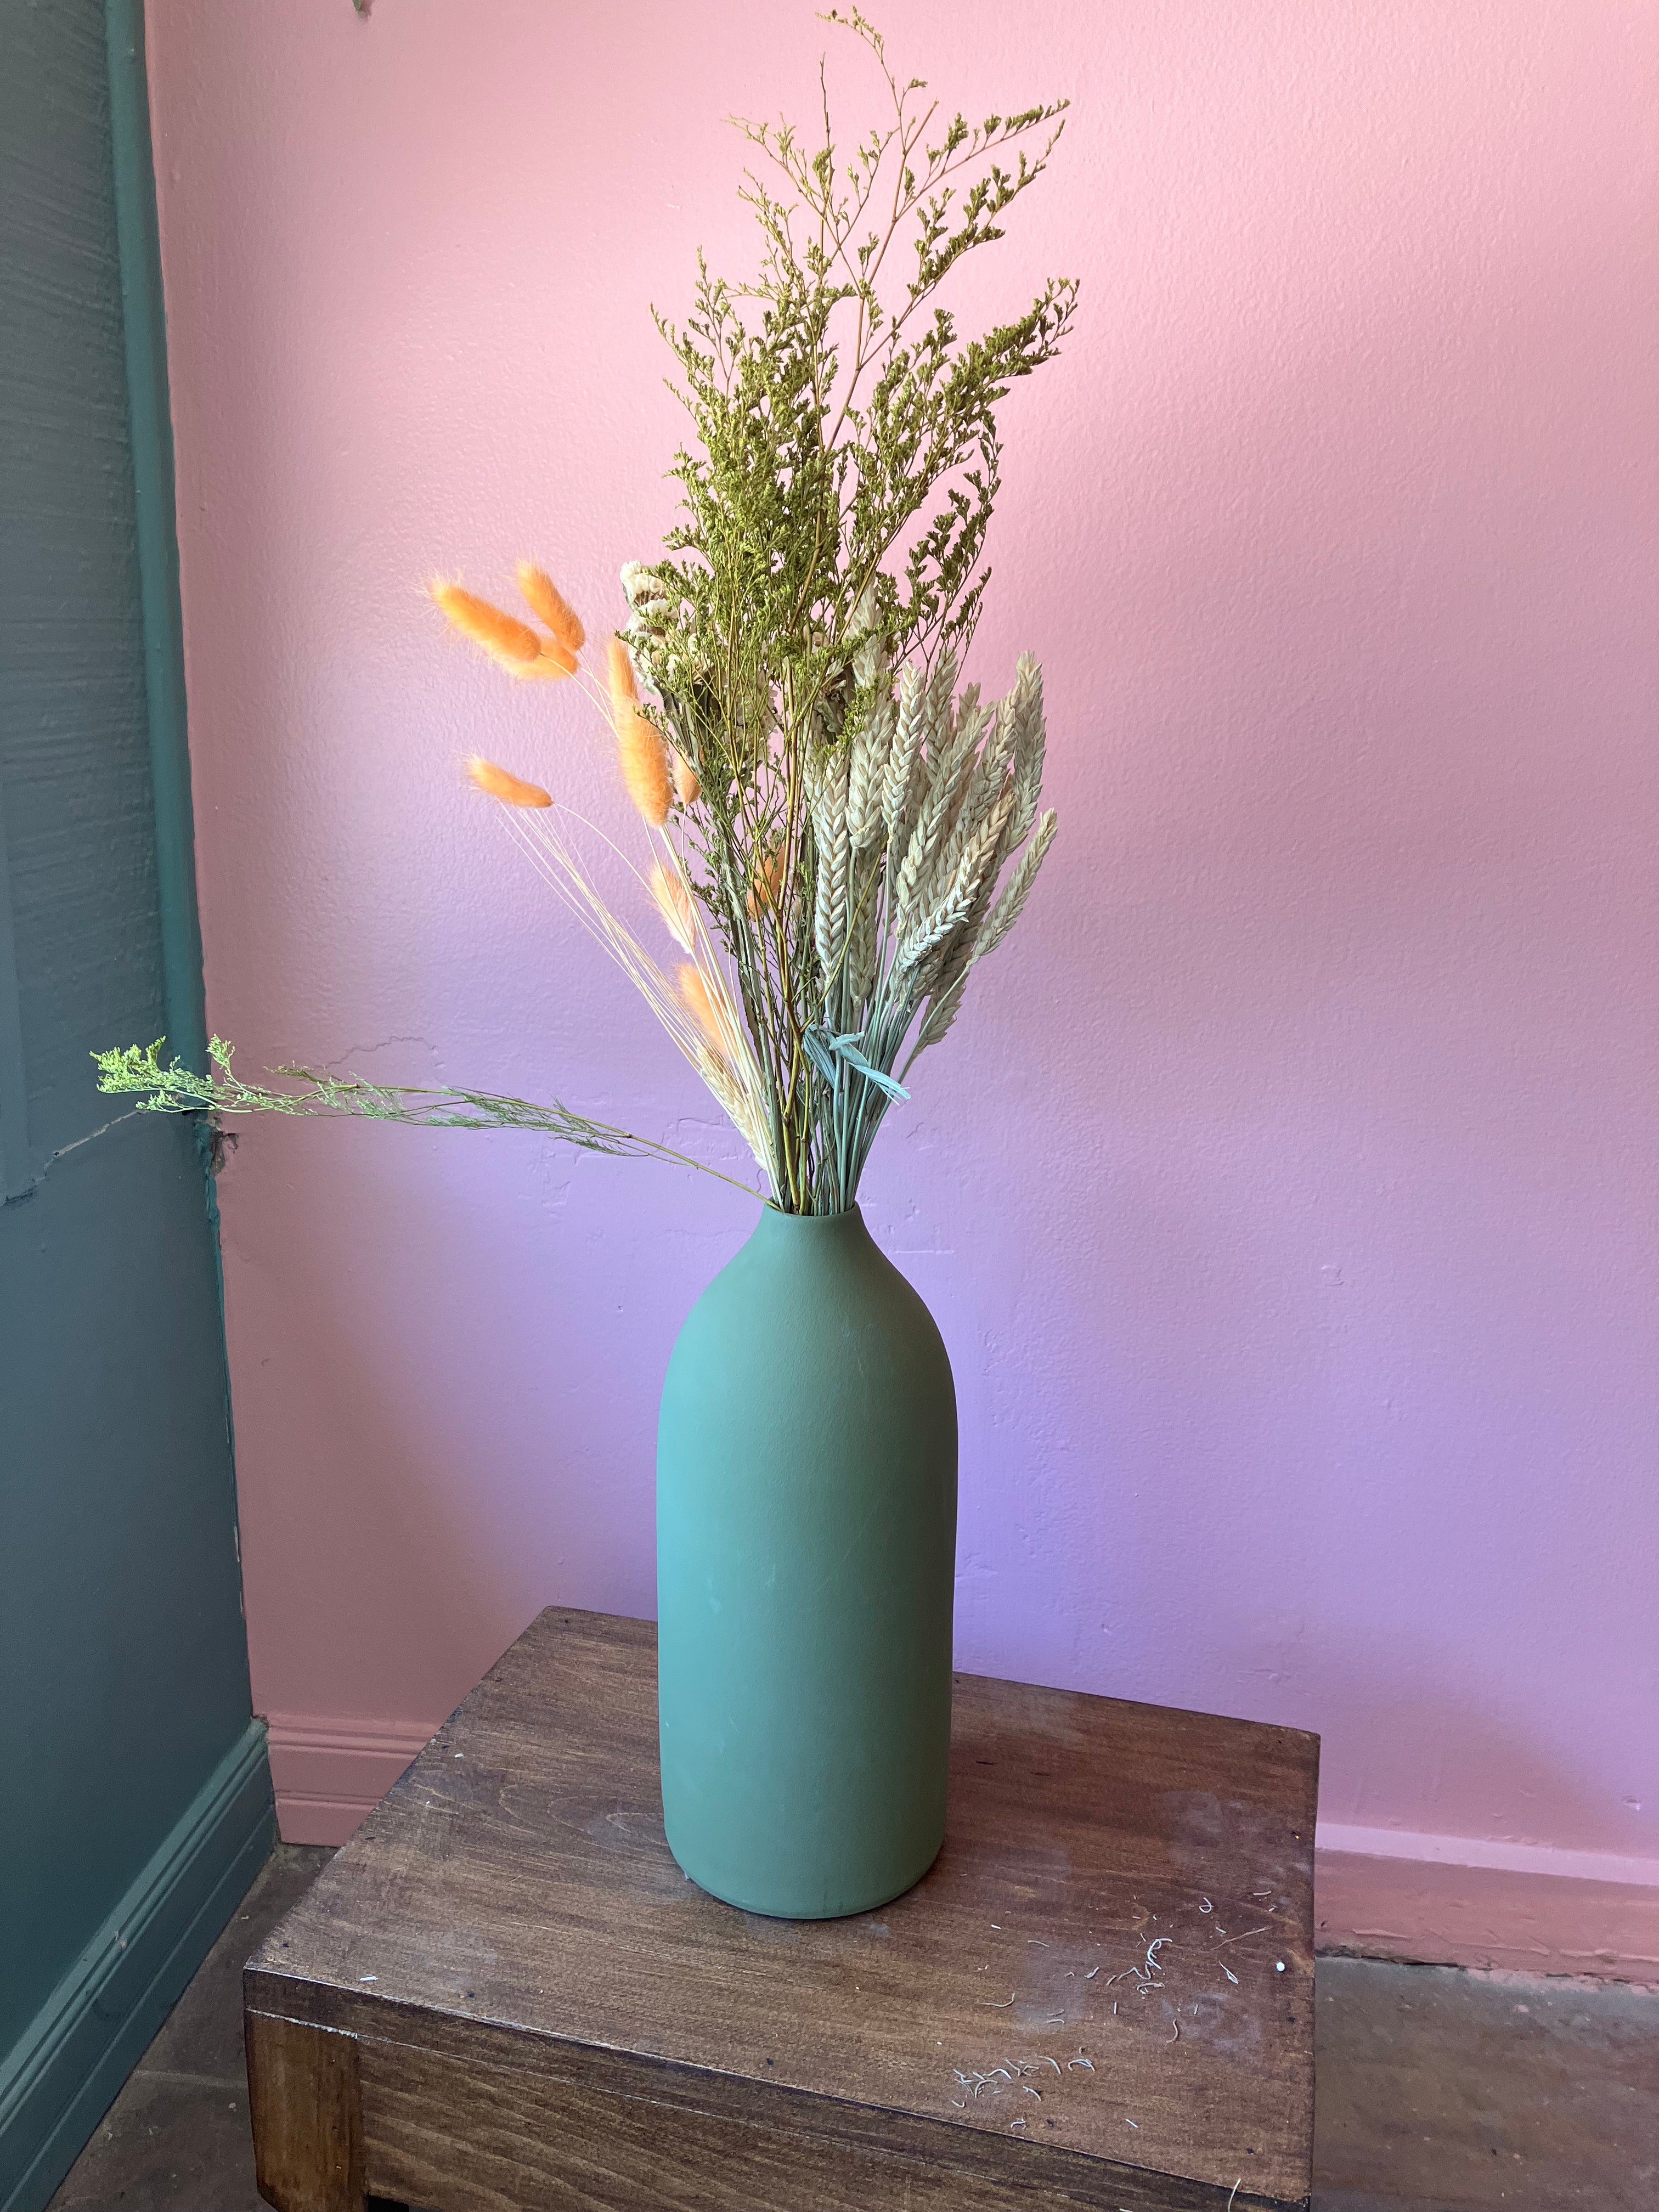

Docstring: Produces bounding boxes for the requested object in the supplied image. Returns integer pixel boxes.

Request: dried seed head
[466,756,553,808]
[618,711,673,826]
[432,582,544,669]
[747,843,786,918]
[848,694,895,850]
[515,562,585,653]
[679,963,742,1061]
[848,850,881,1002]
[883,665,928,845]
[671,749,701,806]
[977,809,1057,962]
[813,753,851,979]
[689,1040,772,1173]
[649,861,696,951]
[606,636,640,726]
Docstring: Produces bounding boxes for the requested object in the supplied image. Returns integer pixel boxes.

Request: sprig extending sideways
[92,1041,755,1193]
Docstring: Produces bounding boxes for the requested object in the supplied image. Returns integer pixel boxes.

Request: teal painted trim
[104,0,206,1075]
[0,1722,275,2212]
[0,774,27,1199]
[103,0,247,1671]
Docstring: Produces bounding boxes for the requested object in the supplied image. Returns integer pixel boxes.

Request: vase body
[656,1203,957,1918]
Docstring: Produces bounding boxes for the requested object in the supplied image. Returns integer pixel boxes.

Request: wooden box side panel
[357,2037,1288,2212]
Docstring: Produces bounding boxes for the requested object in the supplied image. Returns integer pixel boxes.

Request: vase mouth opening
[761,1200,865,1226]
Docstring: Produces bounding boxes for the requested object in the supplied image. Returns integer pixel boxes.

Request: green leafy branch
[92,1040,758,1193]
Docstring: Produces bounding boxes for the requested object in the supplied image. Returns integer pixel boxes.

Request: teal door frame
[106,0,208,1081]
[0,7,273,2208]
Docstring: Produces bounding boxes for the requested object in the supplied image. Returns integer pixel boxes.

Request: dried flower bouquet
[99,15,1074,1215]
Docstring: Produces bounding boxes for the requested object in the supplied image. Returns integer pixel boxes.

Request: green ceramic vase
[656,1203,958,1918]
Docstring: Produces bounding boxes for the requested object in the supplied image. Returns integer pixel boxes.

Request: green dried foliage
[92,1040,753,1192]
[97,16,1070,1213]
[620,11,1072,1209]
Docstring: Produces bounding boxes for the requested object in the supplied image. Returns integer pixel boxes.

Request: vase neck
[750,1201,873,1256]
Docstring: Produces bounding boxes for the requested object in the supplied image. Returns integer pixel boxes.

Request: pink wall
[145,1,1658,1956]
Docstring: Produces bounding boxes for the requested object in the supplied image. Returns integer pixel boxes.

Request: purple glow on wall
[143,0,1657,1901]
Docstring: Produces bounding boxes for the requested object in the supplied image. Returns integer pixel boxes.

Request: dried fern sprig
[92,1039,754,1190]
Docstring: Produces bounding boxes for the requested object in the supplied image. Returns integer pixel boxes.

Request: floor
[45,1846,1659,2211]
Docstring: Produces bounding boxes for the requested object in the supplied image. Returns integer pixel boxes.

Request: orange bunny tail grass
[746,842,786,918]
[516,562,585,653]
[606,635,639,726]
[671,749,701,806]
[466,755,553,808]
[618,710,673,826]
[431,581,543,668]
[649,860,697,951]
[527,635,578,679]
[679,963,743,1062]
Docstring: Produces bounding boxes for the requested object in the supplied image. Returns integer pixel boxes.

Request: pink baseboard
[1316,1825,1659,1983]
[264,1711,441,1847]
[265,1716,1659,1983]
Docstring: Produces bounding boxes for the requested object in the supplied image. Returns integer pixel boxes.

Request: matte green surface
[657,1205,958,1918]
[0,5,266,2206]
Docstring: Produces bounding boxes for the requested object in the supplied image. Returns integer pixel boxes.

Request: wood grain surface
[246,1609,1317,2210]
[245,2012,363,2211]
